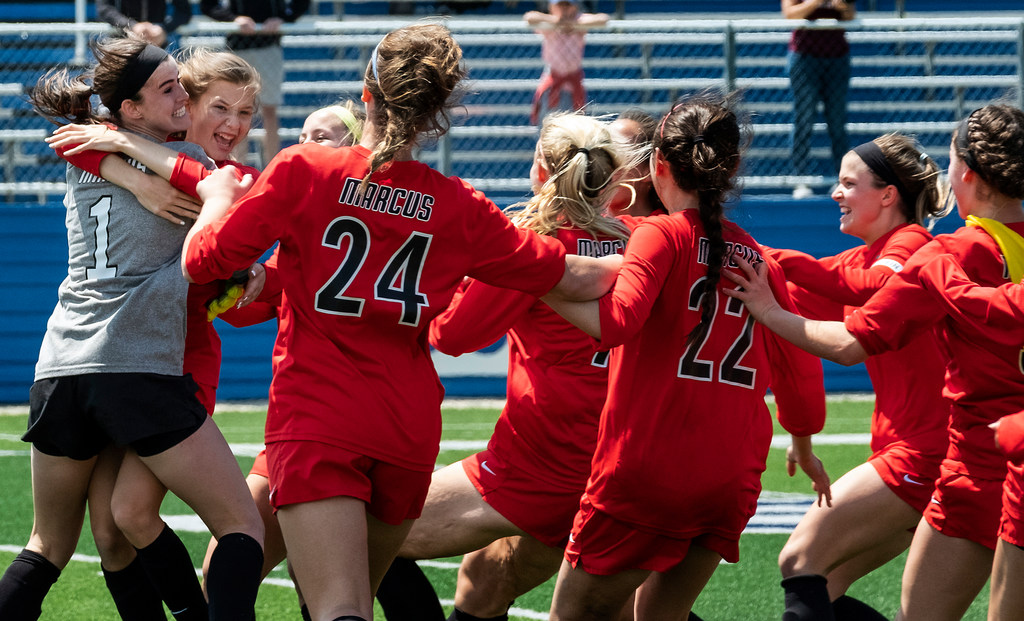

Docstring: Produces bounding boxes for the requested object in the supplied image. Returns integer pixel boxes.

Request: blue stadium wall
[0,197,963,403]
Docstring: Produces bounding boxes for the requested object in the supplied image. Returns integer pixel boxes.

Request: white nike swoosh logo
[481,460,496,476]
[903,474,926,486]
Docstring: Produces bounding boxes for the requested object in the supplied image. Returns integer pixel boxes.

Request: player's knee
[778,541,803,577]
[111,496,161,545]
[90,521,134,567]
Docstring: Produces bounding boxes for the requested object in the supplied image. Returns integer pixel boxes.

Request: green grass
[0,397,991,619]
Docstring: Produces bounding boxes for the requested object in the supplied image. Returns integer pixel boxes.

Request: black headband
[852,140,916,209]
[955,110,986,181]
[104,44,170,115]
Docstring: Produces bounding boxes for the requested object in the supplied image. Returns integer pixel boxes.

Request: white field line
[0,396,856,618]
[0,393,877,417]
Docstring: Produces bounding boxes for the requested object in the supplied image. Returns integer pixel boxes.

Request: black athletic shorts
[25,373,207,459]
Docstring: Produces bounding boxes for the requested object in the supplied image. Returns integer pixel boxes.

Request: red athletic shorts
[265,440,431,525]
[869,443,943,514]
[999,464,1024,547]
[563,494,737,575]
[250,448,269,479]
[923,461,1004,550]
[463,448,583,548]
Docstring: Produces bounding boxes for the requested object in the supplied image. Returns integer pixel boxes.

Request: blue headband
[370,39,383,83]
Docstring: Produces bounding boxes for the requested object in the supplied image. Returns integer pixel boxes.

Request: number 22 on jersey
[678,276,756,389]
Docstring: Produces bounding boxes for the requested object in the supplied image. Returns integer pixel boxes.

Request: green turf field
[0,396,991,620]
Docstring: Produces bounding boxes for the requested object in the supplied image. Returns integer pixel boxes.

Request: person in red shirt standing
[766,133,950,620]
[181,24,620,621]
[912,256,1024,621]
[375,111,635,621]
[541,94,828,620]
[726,104,1024,621]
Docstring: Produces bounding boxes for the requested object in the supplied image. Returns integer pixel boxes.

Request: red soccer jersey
[185,143,567,471]
[585,210,826,539]
[171,157,265,409]
[917,254,1024,346]
[846,224,1024,479]
[996,412,1024,465]
[770,224,948,457]
[430,225,626,491]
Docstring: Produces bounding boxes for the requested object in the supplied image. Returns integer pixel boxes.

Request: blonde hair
[178,47,261,109]
[510,112,633,242]
[321,100,365,144]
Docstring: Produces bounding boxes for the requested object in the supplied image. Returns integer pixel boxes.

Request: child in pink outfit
[525,0,608,124]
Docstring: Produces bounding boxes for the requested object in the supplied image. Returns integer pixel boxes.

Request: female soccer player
[299,100,365,148]
[767,134,950,620]
[0,37,264,621]
[376,111,636,621]
[910,255,1024,621]
[606,108,666,219]
[51,85,368,617]
[725,104,1024,621]
[539,94,827,620]
[181,24,619,621]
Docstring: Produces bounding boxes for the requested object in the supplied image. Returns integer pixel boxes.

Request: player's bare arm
[182,165,253,282]
[49,123,181,180]
[788,434,832,507]
[724,254,868,366]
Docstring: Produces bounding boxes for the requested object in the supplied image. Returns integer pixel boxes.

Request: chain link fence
[1,16,1022,200]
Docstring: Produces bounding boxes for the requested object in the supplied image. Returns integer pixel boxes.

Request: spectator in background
[782,0,855,199]
[95,0,192,48]
[525,0,608,125]
[201,0,310,166]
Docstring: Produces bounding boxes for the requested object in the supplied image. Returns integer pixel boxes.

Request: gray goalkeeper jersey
[35,138,213,381]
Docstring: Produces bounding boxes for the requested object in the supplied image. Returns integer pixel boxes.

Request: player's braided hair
[956,104,1024,201]
[509,112,632,242]
[361,24,466,194]
[654,93,742,347]
[31,36,152,126]
[868,133,947,226]
[178,47,262,110]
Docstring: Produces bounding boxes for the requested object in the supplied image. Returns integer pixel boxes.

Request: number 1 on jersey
[87,195,117,280]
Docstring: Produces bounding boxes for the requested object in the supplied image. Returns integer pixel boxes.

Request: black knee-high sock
[134,524,207,621]
[300,604,312,621]
[782,574,835,621]
[0,549,60,621]
[832,595,888,621]
[377,557,445,621]
[205,532,263,621]
[446,608,508,621]
[688,612,706,621]
[102,555,165,620]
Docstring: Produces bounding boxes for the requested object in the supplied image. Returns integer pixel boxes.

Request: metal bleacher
[1,14,1024,200]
